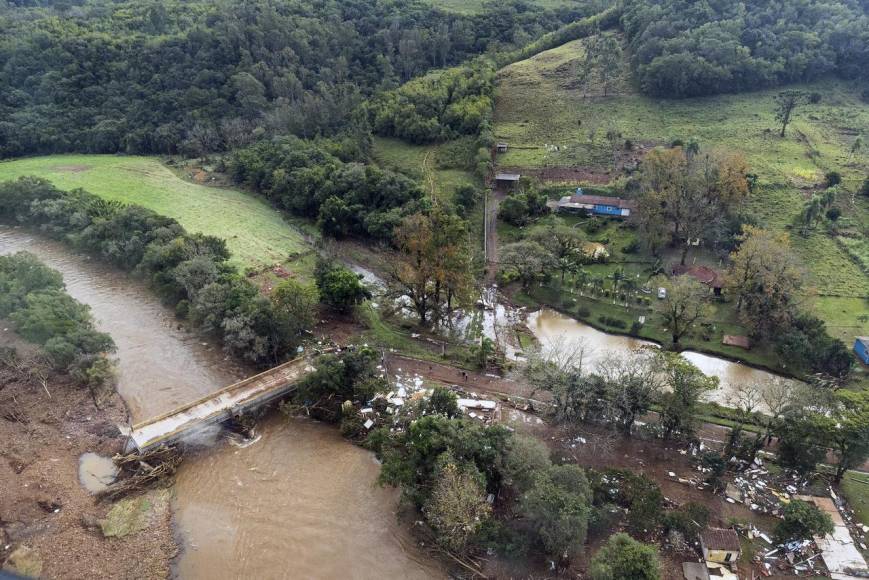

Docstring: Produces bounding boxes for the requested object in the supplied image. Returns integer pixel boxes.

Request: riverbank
[0,335,176,578]
[512,286,804,380]
[0,226,446,579]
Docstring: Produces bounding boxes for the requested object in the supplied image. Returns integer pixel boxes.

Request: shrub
[662,502,709,541]
[520,465,592,558]
[826,207,841,221]
[622,239,640,254]
[427,387,460,418]
[775,500,834,543]
[808,92,822,104]
[314,259,370,314]
[824,171,842,187]
[589,533,661,580]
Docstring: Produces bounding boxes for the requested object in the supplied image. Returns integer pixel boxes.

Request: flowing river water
[0,226,442,580]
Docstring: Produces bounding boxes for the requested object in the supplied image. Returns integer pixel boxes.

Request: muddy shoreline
[0,335,177,578]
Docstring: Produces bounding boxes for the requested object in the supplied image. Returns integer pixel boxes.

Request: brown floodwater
[0,226,442,579]
[527,308,799,412]
[0,226,245,423]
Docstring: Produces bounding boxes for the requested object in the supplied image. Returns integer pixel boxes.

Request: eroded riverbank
[1,226,443,579]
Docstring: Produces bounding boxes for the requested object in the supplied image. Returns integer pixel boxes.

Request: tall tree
[657,276,710,345]
[774,90,807,137]
[635,147,749,264]
[658,353,718,439]
[597,348,661,434]
[391,206,473,324]
[724,226,805,335]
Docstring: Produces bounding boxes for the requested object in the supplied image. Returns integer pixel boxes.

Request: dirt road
[484,188,505,283]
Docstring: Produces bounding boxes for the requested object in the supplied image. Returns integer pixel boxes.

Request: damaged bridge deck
[127,357,316,453]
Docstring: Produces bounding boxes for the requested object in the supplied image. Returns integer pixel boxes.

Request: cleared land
[494,35,869,343]
[0,155,312,275]
[372,136,478,203]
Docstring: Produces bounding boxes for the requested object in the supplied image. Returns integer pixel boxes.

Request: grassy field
[372,137,478,203]
[0,155,313,276]
[493,34,869,339]
[841,471,869,528]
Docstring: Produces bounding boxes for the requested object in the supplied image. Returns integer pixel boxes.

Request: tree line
[0,0,587,157]
[0,177,320,366]
[226,136,424,242]
[0,251,116,391]
[621,0,869,98]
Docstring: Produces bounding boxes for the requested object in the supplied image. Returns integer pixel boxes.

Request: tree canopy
[622,0,869,98]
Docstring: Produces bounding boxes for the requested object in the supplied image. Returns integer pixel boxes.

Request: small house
[556,192,636,218]
[672,264,724,296]
[494,172,521,190]
[496,142,508,153]
[855,337,869,365]
[699,528,741,564]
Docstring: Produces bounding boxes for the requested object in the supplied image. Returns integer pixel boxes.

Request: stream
[0,226,442,579]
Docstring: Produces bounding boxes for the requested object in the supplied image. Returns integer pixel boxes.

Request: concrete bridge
[125,356,316,453]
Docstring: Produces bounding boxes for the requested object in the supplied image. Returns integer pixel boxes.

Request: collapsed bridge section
[126,357,316,453]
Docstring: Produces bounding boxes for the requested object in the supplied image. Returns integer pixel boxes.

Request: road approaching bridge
[126,356,316,453]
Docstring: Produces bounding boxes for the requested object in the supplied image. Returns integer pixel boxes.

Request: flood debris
[97,446,181,501]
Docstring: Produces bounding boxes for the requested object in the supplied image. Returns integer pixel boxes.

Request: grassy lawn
[494,33,869,335]
[841,471,869,528]
[0,155,313,276]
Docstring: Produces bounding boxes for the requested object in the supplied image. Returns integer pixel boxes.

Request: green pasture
[372,137,478,203]
[0,155,312,275]
[494,34,869,328]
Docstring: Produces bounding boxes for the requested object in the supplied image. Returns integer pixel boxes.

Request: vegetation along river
[0,226,442,579]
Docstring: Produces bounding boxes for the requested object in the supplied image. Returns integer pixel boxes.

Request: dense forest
[622,0,869,97]
[227,137,425,241]
[0,0,606,157]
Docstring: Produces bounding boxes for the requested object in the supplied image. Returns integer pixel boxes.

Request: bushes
[598,316,627,329]
[0,252,116,390]
[775,500,834,543]
[520,465,592,558]
[589,533,661,580]
[285,347,386,423]
[0,177,299,366]
[314,259,371,314]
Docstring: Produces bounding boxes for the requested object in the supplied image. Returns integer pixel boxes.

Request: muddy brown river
[0,226,442,579]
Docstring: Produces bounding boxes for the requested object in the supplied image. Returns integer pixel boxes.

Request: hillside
[493,34,869,343]
[0,155,312,276]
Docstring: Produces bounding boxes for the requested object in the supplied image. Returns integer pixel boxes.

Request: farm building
[495,142,508,153]
[556,190,636,217]
[672,264,724,296]
[855,337,869,365]
[699,528,741,564]
[494,172,521,190]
